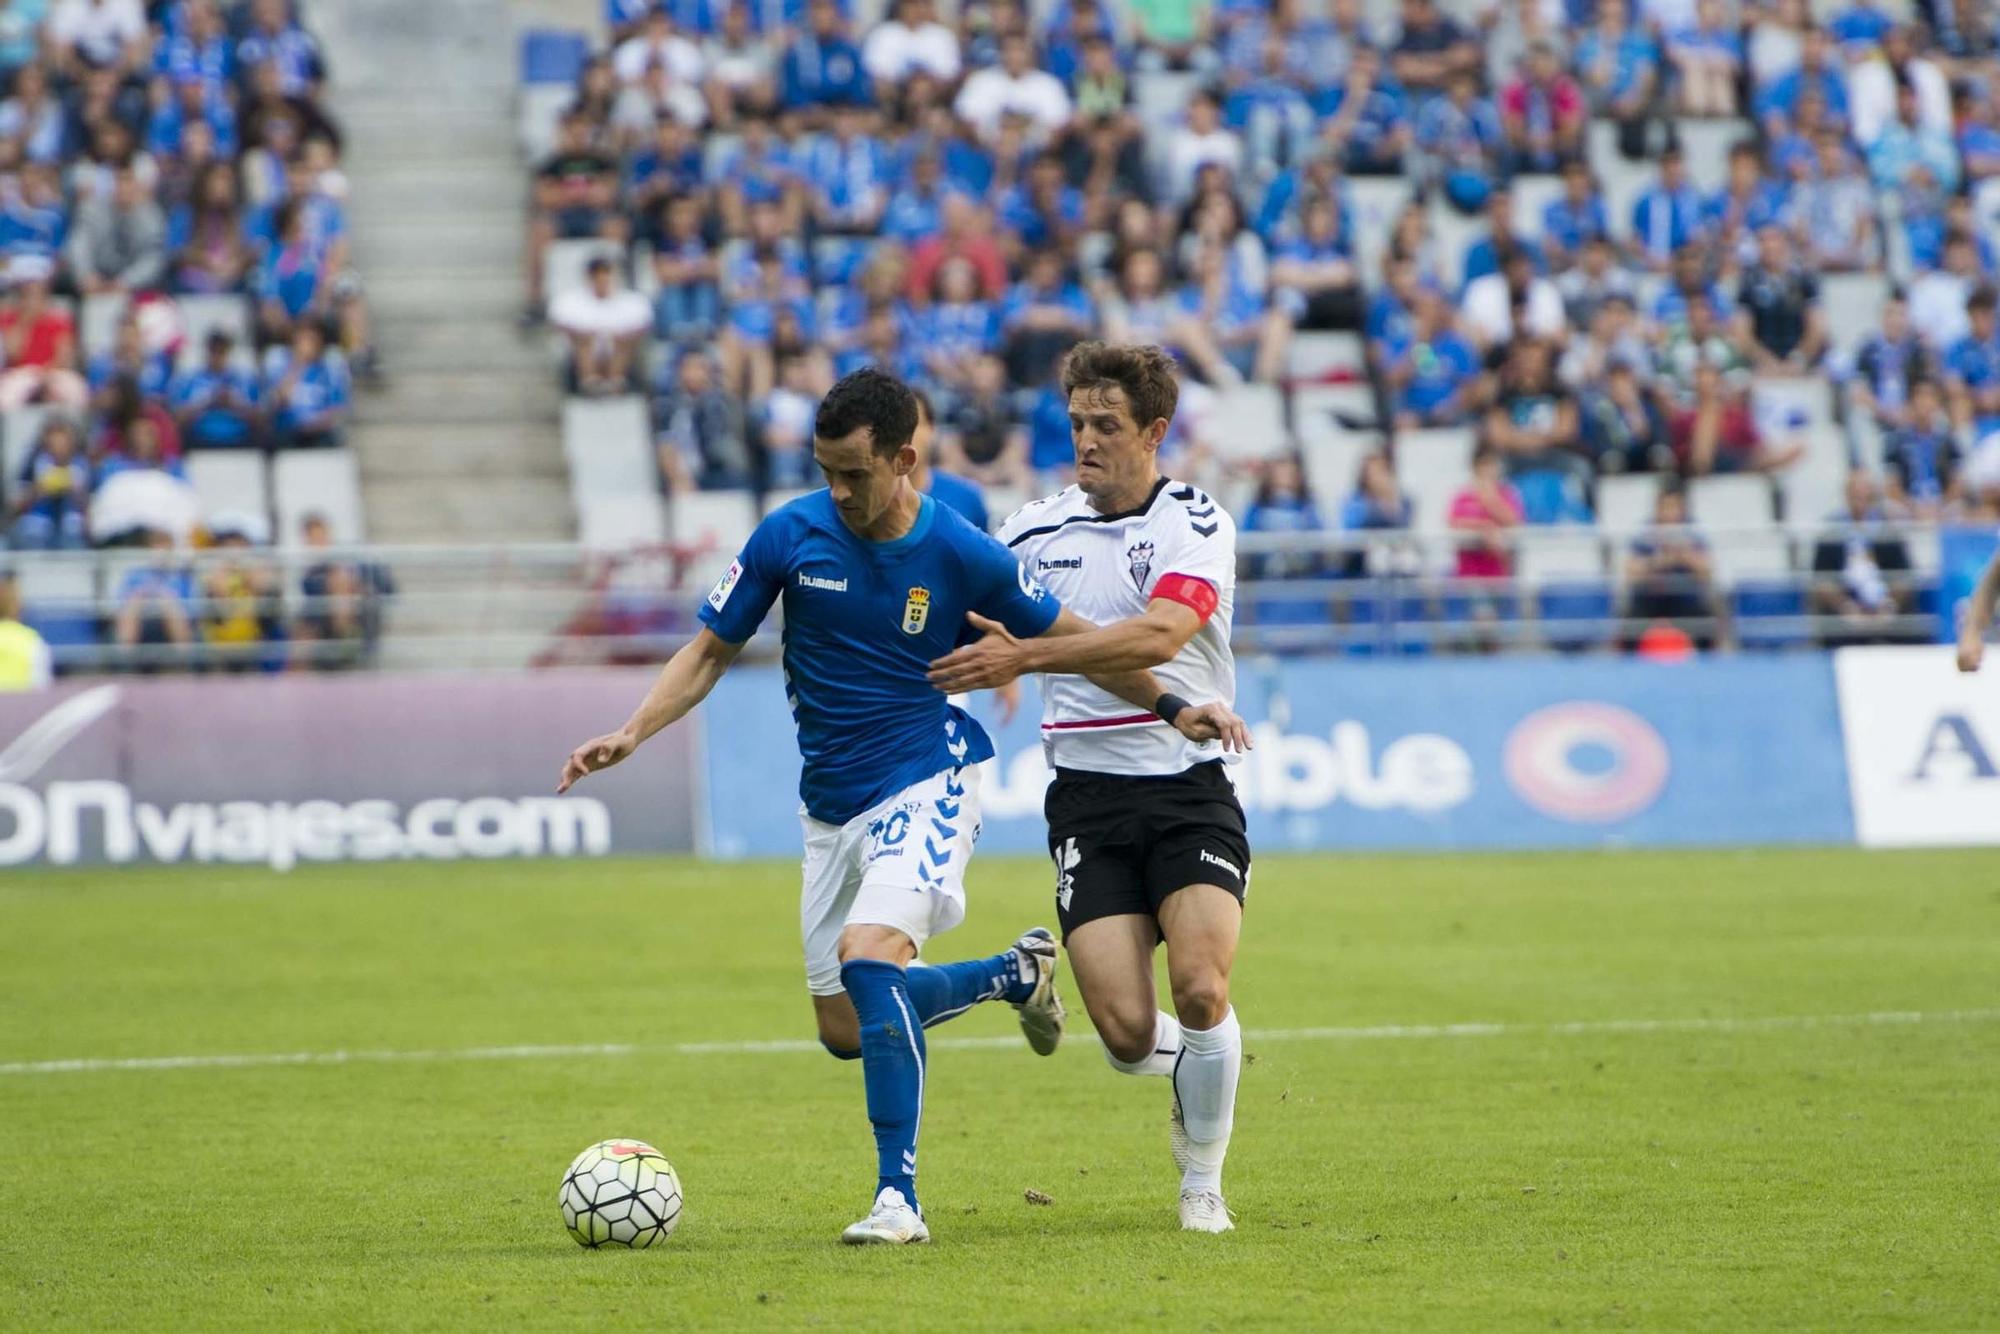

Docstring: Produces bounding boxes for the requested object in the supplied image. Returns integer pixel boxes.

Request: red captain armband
[1152,573,1219,624]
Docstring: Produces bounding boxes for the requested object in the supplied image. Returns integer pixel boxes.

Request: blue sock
[840,958,926,1208]
[905,952,1030,1027]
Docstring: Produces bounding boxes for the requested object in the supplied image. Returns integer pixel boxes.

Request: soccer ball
[559,1139,683,1249]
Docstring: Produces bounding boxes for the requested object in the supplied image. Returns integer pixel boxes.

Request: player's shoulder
[749,489,835,558]
[1159,479,1236,542]
[997,485,1087,547]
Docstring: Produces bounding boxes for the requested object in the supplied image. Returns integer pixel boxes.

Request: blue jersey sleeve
[957,524,1061,640]
[698,512,789,643]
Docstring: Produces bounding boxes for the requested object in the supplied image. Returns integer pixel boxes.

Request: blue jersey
[699,491,1061,824]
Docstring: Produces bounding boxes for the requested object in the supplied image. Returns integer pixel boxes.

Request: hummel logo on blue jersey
[798,572,848,592]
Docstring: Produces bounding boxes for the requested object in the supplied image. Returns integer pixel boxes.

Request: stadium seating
[275,450,368,546]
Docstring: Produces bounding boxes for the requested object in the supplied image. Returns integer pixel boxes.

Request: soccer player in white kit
[929,342,1252,1232]
[1957,544,2000,671]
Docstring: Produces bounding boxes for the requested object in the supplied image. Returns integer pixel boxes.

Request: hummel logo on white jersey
[798,572,848,592]
[1199,849,1242,880]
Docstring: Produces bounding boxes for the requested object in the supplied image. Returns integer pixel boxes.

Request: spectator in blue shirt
[87,314,173,419]
[1387,288,1482,428]
[804,103,888,234]
[254,196,326,344]
[1882,377,1961,516]
[781,0,871,116]
[625,114,703,224]
[1242,455,1329,628]
[1270,195,1360,333]
[649,195,721,345]
[1026,375,1075,481]
[1868,84,1961,193]
[1956,85,2000,185]
[916,255,997,398]
[237,0,326,100]
[713,113,800,233]
[262,323,350,448]
[1389,0,1479,100]
[1366,254,1425,365]
[0,160,66,272]
[1946,287,2000,439]
[1829,0,1895,55]
[158,0,234,93]
[998,247,1094,388]
[1224,35,1316,181]
[112,529,198,665]
[7,414,90,550]
[1461,186,1545,288]
[1575,0,1659,124]
[1414,71,1503,213]
[1754,27,1850,137]
[995,151,1085,260]
[907,388,990,532]
[1541,160,1610,271]
[1253,147,1352,248]
[0,61,65,165]
[1340,452,1414,533]
[1317,45,1409,175]
[1668,0,1744,117]
[171,331,262,450]
[1705,140,1789,262]
[1629,146,1707,271]
[881,149,955,244]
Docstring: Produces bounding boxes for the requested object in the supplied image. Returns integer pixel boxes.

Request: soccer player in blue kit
[558,369,1245,1245]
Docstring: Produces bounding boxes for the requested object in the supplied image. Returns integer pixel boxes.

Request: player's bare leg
[1157,884,1244,1232]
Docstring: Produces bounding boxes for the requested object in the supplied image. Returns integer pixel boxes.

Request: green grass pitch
[3,849,1998,1331]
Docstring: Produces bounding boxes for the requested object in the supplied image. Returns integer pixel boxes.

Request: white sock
[1103,1011,1182,1077]
[1173,1007,1240,1195]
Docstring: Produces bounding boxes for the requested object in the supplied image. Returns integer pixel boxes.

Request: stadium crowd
[531,0,2000,651]
[0,0,388,672]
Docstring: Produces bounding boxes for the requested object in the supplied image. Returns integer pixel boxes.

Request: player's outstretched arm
[928,602,1202,692]
[1088,666,1254,753]
[557,628,745,792]
[1958,550,2000,672]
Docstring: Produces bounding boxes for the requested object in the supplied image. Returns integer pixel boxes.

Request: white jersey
[998,478,1238,777]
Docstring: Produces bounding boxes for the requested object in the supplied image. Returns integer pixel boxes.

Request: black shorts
[1045,761,1251,939]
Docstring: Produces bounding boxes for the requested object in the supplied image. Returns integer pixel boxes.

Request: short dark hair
[1971,286,1998,314]
[815,367,919,456]
[1060,340,1178,430]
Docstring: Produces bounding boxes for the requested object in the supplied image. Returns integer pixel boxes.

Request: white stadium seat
[670,490,758,587]
[1209,384,1288,463]
[578,493,666,550]
[1395,427,1477,538]
[185,451,269,526]
[1594,472,1662,538]
[175,294,254,370]
[1709,530,1794,584]
[274,448,366,545]
[563,394,652,484]
[1688,474,1777,530]
[1515,529,1608,583]
[1,406,52,486]
[79,293,127,361]
[543,239,625,308]
[1286,332,1365,383]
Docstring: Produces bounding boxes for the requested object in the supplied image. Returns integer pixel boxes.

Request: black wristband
[1154,692,1193,725]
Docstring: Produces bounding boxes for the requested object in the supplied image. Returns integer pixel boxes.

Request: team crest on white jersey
[1126,540,1155,590]
[901,586,931,634]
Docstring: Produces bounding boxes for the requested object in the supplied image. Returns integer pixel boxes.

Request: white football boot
[841,1187,930,1245]
[1178,1189,1235,1233]
[1009,926,1065,1056]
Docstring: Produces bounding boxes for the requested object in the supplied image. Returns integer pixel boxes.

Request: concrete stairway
[316,0,576,545]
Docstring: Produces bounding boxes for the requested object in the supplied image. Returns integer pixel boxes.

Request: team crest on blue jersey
[901,586,931,634]
[1126,541,1155,590]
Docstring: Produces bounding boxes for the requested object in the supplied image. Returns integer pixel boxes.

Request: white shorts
[798,764,982,996]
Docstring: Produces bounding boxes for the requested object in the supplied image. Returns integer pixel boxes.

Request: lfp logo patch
[902,586,931,634]
[1502,702,1670,823]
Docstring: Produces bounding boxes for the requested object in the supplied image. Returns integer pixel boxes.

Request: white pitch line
[3,1008,1998,1079]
